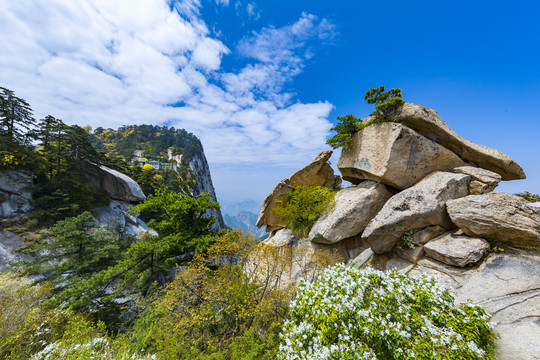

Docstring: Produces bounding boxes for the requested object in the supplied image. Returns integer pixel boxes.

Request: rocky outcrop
[93,200,156,237]
[256,151,340,232]
[188,152,225,230]
[453,166,502,195]
[423,231,489,267]
[395,225,446,263]
[447,192,540,248]
[362,172,470,254]
[408,253,540,360]
[309,181,391,244]
[338,122,465,189]
[391,102,525,180]
[256,181,294,233]
[91,166,146,203]
[0,170,33,218]
[0,229,38,270]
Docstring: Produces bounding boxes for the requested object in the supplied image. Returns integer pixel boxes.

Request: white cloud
[0,0,337,203]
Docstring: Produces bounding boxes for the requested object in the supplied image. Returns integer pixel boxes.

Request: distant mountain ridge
[223,210,267,238]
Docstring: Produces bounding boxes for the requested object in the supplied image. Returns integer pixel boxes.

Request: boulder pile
[256,102,540,358]
[258,102,536,269]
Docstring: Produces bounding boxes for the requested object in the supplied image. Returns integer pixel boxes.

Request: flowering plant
[278,264,495,359]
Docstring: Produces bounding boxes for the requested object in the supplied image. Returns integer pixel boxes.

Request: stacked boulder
[257,102,540,358]
[257,102,539,273]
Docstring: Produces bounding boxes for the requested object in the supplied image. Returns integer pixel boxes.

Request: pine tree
[0,87,35,144]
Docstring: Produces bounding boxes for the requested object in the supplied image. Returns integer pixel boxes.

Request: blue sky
[1,0,539,213]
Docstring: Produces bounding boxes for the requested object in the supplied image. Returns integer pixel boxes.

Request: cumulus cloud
[0,0,337,202]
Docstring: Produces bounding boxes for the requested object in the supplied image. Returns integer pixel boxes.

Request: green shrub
[279,264,495,360]
[515,191,540,202]
[397,229,418,249]
[272,186,335,238]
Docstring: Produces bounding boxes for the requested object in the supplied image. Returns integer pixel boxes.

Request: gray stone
[453,166,502,195]
[424,231,489,267]
[0,230,37,270]
[337,122,465,190]
[0,170,33,218]
[395,225,446,263]
[409,253,540,360]
[93,200,157,237]
[447,192,540,248]
[391,102,526,180]
[91,166,146,203]
[349,248,374,269]
[362,172,470,254]
[256,151,340,231]
[309,181,391,244]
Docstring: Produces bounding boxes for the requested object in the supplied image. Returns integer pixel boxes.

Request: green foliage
[17,212,132,322]
[326,86,405,149]
[364,85,405,118]
[279,264,496,360]
[64,189,220,316]
[515,191,540,202]
[128,231,290,359]
[397,229,418,249]
[272,186,335,238]
[127,230,342,359]
[0,87,36,145]
[0,272,70,360]
[90,124,203,163]
[325,114,362,149]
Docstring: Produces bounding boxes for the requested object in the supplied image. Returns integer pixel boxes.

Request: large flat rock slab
[391,102,525,180]
[309,181,391,244]
[447,192,540,248]
[362,172,470,254]
[409,253,540,360]
[337,122,465,190]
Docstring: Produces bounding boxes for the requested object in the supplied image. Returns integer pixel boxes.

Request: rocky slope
[0,167,153,270]
[256,102,540,360]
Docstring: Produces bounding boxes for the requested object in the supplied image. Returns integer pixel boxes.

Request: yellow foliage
[142,164,154,171]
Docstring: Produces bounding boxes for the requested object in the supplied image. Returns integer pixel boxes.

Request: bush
[278,264,495,360]
[272,186,335,238]
[515,191,540,202]
[0,272,69,360]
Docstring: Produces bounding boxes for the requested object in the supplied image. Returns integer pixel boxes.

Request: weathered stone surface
[93,200,156,237]
[309,181,391,244]
[395,225,446,263]
[91,166,146,203]
[337,122,465,189]
[424,231,489,267]
[453,166,502,195]
[349,248,374,269]
[256,181,293,232]
[256,151,340,231]
[362,172,469,254]
[391,102,526,180]
[0,170,33,218]
[289,151,339,188]
[409,253,540,360]
[0,230,37,270]
[447,192,540,248]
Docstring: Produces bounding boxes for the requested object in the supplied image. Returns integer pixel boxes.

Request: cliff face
[0,170,33,218]
[189,152,225,230]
